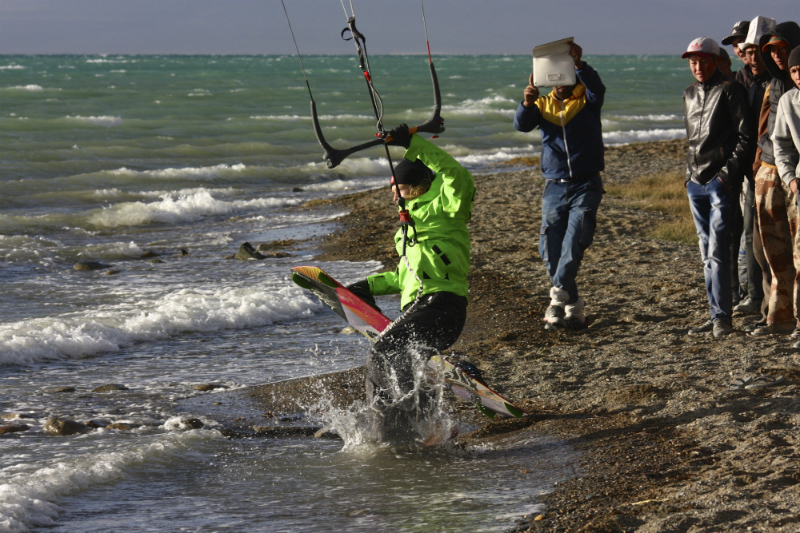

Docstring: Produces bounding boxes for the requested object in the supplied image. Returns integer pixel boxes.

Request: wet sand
[246,139,800,532]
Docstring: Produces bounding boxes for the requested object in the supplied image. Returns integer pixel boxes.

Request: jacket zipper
[559,99,573,178]
[693,83,705,177]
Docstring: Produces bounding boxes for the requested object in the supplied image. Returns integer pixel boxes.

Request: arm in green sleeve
[403,135,475,214]
[368,269,401,295]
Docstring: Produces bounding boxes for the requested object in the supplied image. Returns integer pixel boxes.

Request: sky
[0,0,798,56]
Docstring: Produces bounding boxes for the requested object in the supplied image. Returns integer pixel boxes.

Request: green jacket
[367,135,475,309]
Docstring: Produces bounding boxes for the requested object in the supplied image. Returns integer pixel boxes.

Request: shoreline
[247,138,800,532]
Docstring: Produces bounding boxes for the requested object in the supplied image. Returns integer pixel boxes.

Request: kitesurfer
[347,124,475,443]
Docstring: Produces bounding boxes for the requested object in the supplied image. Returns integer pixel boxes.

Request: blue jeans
[539,176,604,302]
[687,178,735,321]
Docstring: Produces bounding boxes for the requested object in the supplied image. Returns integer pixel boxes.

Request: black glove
[388,124,412,149]
[346,280,381,313]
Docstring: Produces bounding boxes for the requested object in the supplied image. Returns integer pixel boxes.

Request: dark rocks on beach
[140,250,160,259]
[262,251,292,258]
[0,424,30,435]
[74,261,111,271]
[193,383,224,392]
[103,270,121,276]
[257,239,298,251]
[182,418,204,429]
[44,386,76,393]
[2,413,37,420]
[235,242,266,260]
[107,422,139,430]
[92,384,129,393]
[179,248,189,256]
[149,258,163,264]
[292,187,304,192]
[85,419,110,428]
[44,417,92,436]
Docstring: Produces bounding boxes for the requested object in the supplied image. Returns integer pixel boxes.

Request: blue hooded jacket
[513,63,605,180]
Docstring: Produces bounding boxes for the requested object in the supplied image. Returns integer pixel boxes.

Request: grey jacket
[683,69,754,188]
[773,87,800,186]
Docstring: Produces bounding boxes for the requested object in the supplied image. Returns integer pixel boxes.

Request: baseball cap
[682,37,721,59]
[722,21,750,45]
[762,35,789,53]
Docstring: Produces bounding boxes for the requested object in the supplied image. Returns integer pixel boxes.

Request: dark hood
[759,21,800,81]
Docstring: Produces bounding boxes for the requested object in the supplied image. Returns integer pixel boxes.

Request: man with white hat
[682,37,754,338]
[731,17,775,322]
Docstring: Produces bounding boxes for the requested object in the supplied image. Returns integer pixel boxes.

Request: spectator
[722,20,751,84]
[720,48,735,78]
[682,37,754,337]
[751,22,800,336]
[770,46,800,348]
[732,18,775,323]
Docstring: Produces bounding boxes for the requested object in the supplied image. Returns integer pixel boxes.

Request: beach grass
[605,172,698,245]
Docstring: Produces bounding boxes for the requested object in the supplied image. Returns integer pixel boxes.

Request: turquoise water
[1,55,686,532]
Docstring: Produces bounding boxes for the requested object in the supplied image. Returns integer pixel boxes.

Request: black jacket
[757,21,800,166]
[683,69,754,188]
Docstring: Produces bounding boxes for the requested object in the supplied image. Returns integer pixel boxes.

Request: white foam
[5,85,43,92]
[250,114,373,121]
[0,234,143,263]
[443,95,517,117]
[138,186,237,199]
[303,177,385,192]
[304,157,390,176]
[0,65,25,70]
[66,116,122,127]
[86,190,304,228]
[0,284,322,365]
[603,128,686,145]
[85,58,129,64]
[607,114,681,122]
[108,163,247,181]
[0,431,217,532]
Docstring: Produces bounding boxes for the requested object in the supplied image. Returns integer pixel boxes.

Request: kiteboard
[290,265,526,419]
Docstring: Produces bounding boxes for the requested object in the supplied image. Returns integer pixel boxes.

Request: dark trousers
[742,181,765,303]
[366,291,467,442]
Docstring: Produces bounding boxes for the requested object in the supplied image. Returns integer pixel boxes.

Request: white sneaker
[543,287,569,331]
[564,298,588,330]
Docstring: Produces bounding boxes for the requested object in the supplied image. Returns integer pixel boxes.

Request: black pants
[366,291,467,442]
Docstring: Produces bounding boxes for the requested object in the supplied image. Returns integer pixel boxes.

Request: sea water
[1,54,689,532]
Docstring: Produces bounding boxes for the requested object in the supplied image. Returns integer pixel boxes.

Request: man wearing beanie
[751,21,800,337]
[682,37,754,338]
[346,124,475,443]
[513,41,605,331]
[771,45,800,348]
